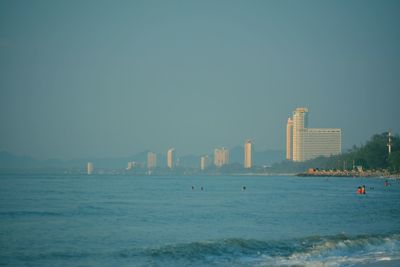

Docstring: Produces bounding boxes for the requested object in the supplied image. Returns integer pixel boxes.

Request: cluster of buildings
[198,141,253,170]
[146,141,254,172]
[147,148,176,170]
[86,107,342,174]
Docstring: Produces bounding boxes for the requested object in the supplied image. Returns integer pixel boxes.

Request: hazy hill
[229,146,285,166]
[0,151,38,168]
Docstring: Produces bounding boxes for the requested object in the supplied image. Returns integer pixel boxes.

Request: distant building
[214,147,229,167]
[286,118,293,160]
[147,152,157,169]
[292,107,309,161]
[126,162,134,170]
[200,155,210,170]
[302,128,342,160]
[167,148,175,169]
[86,162,93,175]
[287,107,341,162]
[244,140,253,168]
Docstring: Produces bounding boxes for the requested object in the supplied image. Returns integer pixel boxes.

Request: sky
[0,0,399,159]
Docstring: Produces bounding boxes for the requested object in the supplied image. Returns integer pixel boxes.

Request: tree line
[270,132,400,173]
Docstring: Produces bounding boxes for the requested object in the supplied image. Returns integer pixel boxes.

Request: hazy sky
[1,0,399,159]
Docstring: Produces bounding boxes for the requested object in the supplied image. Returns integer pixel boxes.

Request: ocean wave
[7,233,400,266]
[258,233,400,266]
[137,233,400,266]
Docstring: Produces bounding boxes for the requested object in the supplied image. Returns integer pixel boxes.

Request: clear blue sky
[1,0,399,159]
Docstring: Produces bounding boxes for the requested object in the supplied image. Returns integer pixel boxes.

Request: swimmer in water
[242,186,246,191]
[357,186,362,194]
[361,185,366,194]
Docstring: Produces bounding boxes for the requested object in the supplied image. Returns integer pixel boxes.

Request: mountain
[0,151,38,169]
[228,146,284,166]
[254,150,285,166]
[179,154,201,168]
[229,146,244,164]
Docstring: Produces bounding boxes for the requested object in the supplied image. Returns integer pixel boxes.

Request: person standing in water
[357,186,362,194]
[361,185,366,194]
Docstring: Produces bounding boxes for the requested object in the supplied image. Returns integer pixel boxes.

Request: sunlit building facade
[244,140,253,168]
[167,148,175,169]
[287,107,341,162]
[86,162,93,175]
[286,118,293,160]
[302,128,342,160]
[126,162,136,170]
[292,107,309,161]
[147,152,157,169]
[214,148,229,167]
[200,155,210,170]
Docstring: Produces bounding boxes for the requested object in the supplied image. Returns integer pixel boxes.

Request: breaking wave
[137,233,400,266]
[7,233,400,266]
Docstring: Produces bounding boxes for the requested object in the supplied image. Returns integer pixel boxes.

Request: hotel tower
[286,118,293,160]
[214,148,229,167]
[86,162,93,175]
[244,140,253,169]
[200,155,210,170]
[147,152,157,169]
[167,148,175,169]
[287,107,341,162]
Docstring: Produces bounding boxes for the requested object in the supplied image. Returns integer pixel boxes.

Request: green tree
[389,151,400,172]
[270,132,400,173]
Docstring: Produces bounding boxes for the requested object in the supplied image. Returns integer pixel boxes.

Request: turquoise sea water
[0,174,399,266]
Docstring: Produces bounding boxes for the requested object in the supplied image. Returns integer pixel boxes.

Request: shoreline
[297,173,400,179]
[297,170,400,179]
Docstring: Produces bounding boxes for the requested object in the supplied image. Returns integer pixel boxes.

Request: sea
[0,174,399,267]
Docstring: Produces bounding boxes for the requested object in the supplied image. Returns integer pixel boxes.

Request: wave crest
[8,233,400,266]
[139,233,400,266]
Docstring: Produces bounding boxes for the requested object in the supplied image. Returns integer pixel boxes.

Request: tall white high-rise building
[288,107,341,162]
[147,152,157,169]
[286,118,293,160]
[214,148,229,167]
[167,148,175,169]
[292,107,309,161]
[200,155,210,170]
[244,140,253,168]
[86,162,93,175]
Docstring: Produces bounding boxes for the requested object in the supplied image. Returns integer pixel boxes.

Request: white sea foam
[256,234,400,267]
